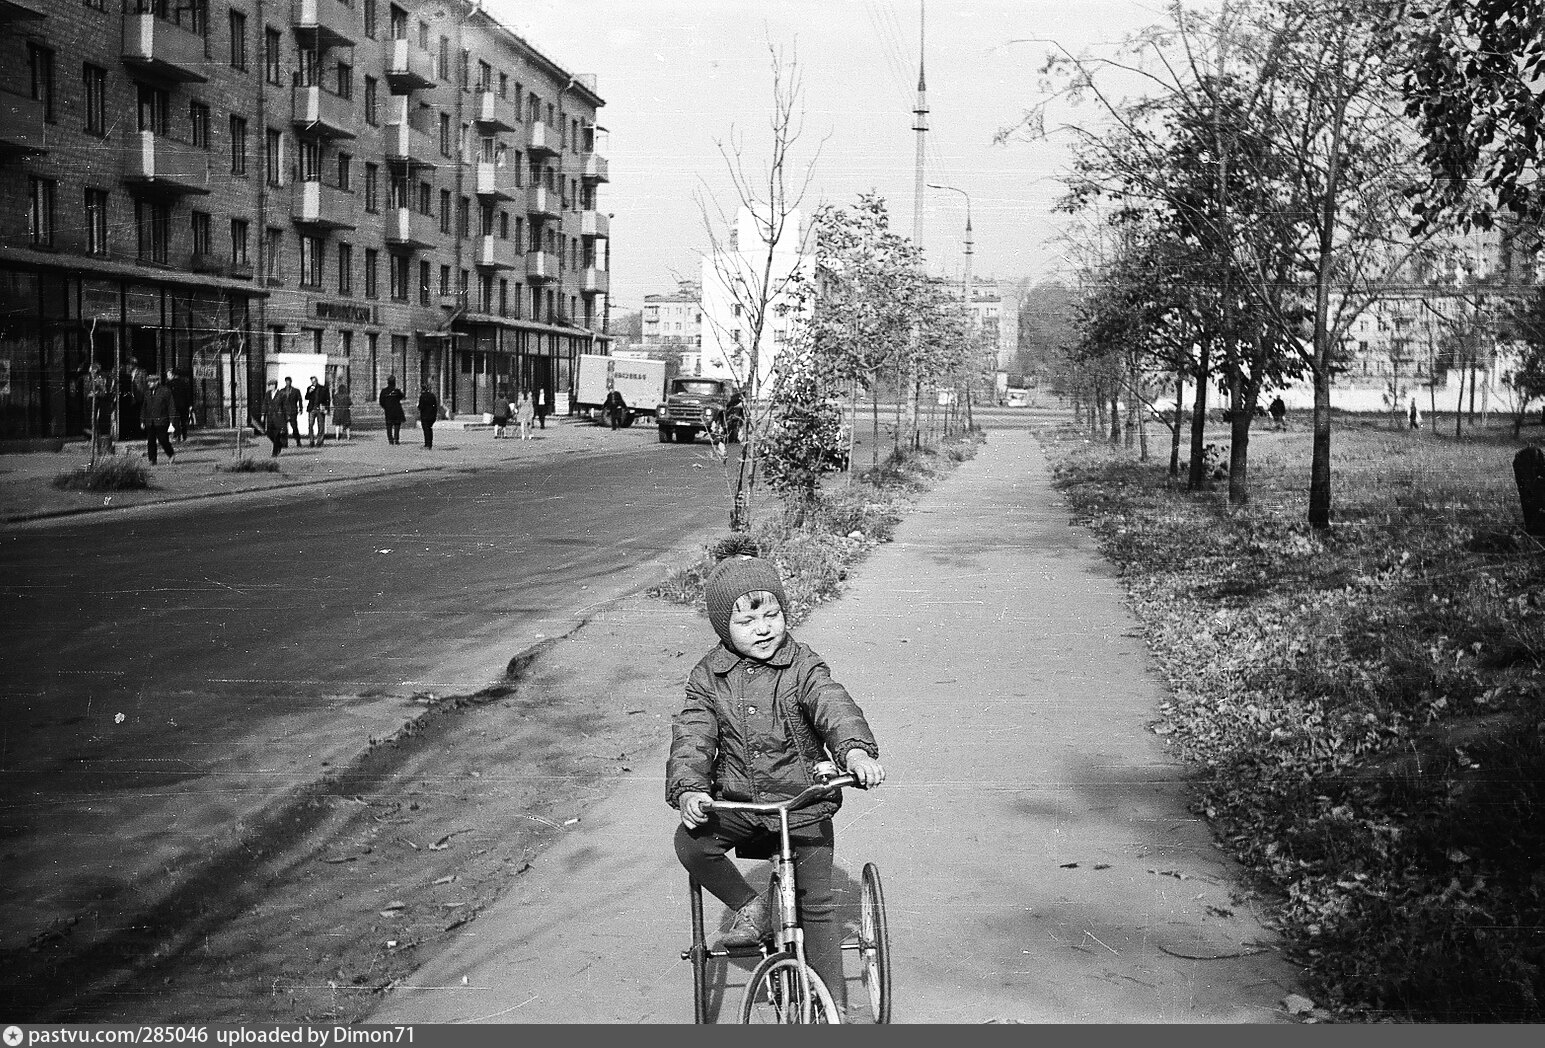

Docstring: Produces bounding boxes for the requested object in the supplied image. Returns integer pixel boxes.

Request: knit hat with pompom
[704,555,788,647]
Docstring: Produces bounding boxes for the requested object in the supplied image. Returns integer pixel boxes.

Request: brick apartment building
[0,0,611,442]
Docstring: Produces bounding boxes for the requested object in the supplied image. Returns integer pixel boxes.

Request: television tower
[912,2,928,250]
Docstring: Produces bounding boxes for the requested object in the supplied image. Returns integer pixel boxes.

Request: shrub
[218,457,281,473]
[52,458,151,491]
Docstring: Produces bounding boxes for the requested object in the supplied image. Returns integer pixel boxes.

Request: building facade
[699,206,808,395]
[641,278,700,373]
[0,0,610,441]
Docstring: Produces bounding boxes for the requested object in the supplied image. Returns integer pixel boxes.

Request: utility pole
[911,2,928,250]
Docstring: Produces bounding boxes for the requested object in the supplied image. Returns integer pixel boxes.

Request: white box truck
[574,354,672,428]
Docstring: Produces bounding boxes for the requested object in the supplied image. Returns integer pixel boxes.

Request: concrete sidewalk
[367,428,1305,1024]
[0,415,617,525]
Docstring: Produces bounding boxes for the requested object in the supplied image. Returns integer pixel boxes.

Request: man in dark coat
[378,376,407,445]
[417,383,440,449]
[277,377,304,447]
[166,369,194,442]
[140,372,177,464]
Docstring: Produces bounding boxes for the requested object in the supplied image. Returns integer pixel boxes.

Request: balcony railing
[474,160,518,200]
[385,38,435,93]
[580,152,609,183]
[527,120,559,156]
[291,84,356,139]
[385,112,437,169]
[0,90,47,156]
[580,267,609,296]
[292,180,357,229]
[190,252,226,275]
[578,211,609,239]
[527,186,560,219]
[292,0,359,49]
[385,207,436,248]
[475,235,518,270]
[122,12,208,83]
[122,130,211,195]
[473,90,516,132]
[525,251,559,283]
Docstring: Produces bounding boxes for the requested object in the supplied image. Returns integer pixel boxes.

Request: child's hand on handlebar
[678,790,713,828]
[846,750,885,789]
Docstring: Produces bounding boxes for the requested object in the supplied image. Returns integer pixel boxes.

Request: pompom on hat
[704,555,788,647]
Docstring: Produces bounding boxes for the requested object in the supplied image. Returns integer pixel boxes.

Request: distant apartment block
[0,0,612,440]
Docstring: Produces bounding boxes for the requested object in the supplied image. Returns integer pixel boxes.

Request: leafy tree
[1502,284,1545,434]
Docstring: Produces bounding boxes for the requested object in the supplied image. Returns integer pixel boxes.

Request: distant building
[699,207,810,395]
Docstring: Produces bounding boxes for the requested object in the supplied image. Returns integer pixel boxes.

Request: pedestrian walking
[1409,400,1421,430]
[417,383,440,449]
[166,369,193,443]
[667,554,885,1020]
[378,377,407,445]
[491,386,512,439]
[515,389,534,440]
[121,360,144,439]
[603,388,626,431]
[262,379,286,457]
[332,380,352,441]
[304,376,330,447]
[1269,396,1287,431]
[139,372,177,465]
[277,377,303,447]
[535,387,547,429]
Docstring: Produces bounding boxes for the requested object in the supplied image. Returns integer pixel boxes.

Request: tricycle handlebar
[703,772,860,816]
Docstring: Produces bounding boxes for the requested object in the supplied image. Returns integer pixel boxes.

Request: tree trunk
[1109,393,1121,445]
[1188,343,1211,490]
[1170,370,1184,478]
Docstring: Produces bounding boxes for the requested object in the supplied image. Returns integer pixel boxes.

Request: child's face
[727,591,786,661]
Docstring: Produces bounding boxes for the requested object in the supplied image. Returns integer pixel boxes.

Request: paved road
[369,426,1302,1024]
[0,442,727,971]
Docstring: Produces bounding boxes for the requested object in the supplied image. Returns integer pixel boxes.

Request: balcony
[292,180,357,229]
[291,85,356,139]
[122,130,210,195]
[580,152,609,183]
[527,120,559,157]
[0,91,47,156]
[122,12,208,83]
[385,38,435,93]
[473,90,516,132]
[465,161,512,200]
[385,207,436,249]
[292,0,359,49]
[580,268,609,296]
[527,186,560,219]
[525,251,559,283]
[474,235,518,270]
[385,109,437,169]
[190,252,226,275]
[578,210,609,239]
[0,0,48,21]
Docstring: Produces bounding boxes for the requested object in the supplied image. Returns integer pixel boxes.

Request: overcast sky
[483,0,1172,312]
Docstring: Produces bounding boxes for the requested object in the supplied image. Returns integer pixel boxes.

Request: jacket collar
[706,634,795,674]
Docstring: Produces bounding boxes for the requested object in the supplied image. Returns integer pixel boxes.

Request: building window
[499,278,508,316]
[231,218,249,265]
[439,112,451,157]
[135,199,169,263]
[418,20,429,51]
[266,128,284,186]
[229,10,247,69]
[364,163,379,212]
[390,253,409,301]
[439,264,450,296]
[336,62,353,100]
[458,196,470,238]
[137,83,169,134]
[298,234,323,288]
[390,5,407,39]
[479,272,493,313]
[192,210,212,257]
[85,189,108,256]
[298,49,319,88]
[82,64,107,135]
[499,72,508,99]
[189,101,210,148]
[265,27,282,86]
[230,115,248,175]
[438,35,450,81]
[364,76,378,125]
[28,44,53,123]
[477,60,491,92]
[337,152,352,191]
[439,189,451,233]
[265,227,283,282]
[337,241,353,295]
[299,138,320,182]
[364,0,377,38]
[27,177,55,247]
[419,260,431,306]
[364,247,379,298]
[418,180,431,215]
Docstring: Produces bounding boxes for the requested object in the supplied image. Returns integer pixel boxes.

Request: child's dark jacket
[667,635,879,830]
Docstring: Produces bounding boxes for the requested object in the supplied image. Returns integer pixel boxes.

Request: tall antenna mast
[912,1,928,250]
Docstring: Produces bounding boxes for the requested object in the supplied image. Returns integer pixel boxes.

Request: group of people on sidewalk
[259,376,353,457]
[375,377,445,449]
[489,385,544,440]
[80,360,198,464]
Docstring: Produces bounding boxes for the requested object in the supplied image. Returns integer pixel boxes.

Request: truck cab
[656,377,743,444]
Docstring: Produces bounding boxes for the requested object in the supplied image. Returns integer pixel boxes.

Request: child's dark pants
[675,812,845,1011]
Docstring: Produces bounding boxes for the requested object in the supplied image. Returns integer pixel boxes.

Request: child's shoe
[713,894,771,948]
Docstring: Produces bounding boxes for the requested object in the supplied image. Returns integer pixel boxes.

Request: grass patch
[1039,419,1545,1022]
[217,457,281,473]
[51,458,151,491]
[651,430,983,626]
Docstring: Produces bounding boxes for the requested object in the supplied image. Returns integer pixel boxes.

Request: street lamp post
[928,182,976,422]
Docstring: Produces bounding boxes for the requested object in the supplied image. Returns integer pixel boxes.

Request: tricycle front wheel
[740,952,839,1024]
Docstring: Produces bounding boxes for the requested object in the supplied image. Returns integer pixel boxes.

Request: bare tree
[694,41,824,531]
